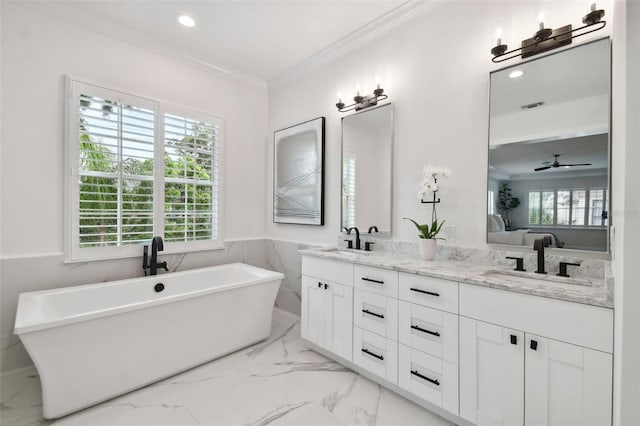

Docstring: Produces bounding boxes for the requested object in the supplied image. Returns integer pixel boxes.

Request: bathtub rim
[14,262,284,335]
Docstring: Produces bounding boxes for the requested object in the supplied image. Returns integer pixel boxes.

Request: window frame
[65,77,225,262]
[527,187,607,229]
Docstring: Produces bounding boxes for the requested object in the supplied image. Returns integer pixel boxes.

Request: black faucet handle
[364,241,375,251]
[557,261,580,277]
[344,239,353,249]
[159,261,169,272]
[368,225,379,234]
[506,256,526,272]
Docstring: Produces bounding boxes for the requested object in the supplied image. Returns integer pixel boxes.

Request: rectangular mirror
[341,103,393,234]
[487,38,610,253]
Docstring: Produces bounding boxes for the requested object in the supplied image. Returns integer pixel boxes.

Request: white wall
[611,1,640,424]
[0,3,269,371]
[266,0,612,247]
[0,3,268,257]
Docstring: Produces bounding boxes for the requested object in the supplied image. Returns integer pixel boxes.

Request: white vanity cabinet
[301,257,354,361]
[300,253,613,426]
[459,283,613,426]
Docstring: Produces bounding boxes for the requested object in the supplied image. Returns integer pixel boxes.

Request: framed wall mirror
[487,38,610,254]
[341,103,393,235]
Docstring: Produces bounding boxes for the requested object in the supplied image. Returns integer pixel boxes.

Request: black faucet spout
[348,227,361,250]
[533,239,547,274]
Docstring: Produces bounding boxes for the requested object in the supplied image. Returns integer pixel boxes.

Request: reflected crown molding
[268,0,448,90]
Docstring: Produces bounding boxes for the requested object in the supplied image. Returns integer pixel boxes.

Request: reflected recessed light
[177,15,195,28]
[509,70,524,79]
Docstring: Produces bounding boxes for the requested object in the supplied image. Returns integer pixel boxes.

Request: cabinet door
[325,281,354,361]
[460,317,524,426]
[301,276,327,347]
[525,335,613,426]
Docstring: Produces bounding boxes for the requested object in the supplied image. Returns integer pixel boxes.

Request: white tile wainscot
[299,247,614,426]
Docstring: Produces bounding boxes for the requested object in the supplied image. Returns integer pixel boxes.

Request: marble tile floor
[0,309,454,426]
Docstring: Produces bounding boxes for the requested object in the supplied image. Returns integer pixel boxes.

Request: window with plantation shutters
[164,114,219,242]
[342,152,356,229]
[77,92,155,248]
[67,79,224,261]
[527,188,607,228]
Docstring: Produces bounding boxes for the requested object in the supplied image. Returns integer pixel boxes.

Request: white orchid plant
[416,164,452,201]
[405,164,452,240]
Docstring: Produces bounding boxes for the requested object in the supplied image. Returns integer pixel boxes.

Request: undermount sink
[481,269,593,287]
[324,247,373,256]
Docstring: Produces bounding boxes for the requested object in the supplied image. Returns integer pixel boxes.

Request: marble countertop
[299,247,613,308]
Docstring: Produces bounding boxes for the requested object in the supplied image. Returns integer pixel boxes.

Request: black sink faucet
[533,238,547,274]
[348,227,361,250]
[143,236,169,276]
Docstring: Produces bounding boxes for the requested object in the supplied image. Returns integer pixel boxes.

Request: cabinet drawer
[399,344,458,415]
[459,283,614,353]
[353,327,398,384]
[398,301,458,363]
[354,265,398,297]
[398,273,458,314]
[354,289,398,341]
[302,256,354,287]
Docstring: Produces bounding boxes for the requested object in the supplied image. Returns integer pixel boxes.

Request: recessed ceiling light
[177,15,195,28]
[509,70,524,79]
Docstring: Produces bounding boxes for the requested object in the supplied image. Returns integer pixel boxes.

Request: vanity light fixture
[177,15,196,28]
[490,3,605,63]
[336,84,388,113]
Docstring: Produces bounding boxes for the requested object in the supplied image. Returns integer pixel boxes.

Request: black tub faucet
[533,239,547,274]
[143,236,169,276]
[368,225,379,234]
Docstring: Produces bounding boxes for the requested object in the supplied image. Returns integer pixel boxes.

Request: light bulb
[177,15,196,28]
[495,27,503,45]
[537,11,546,28]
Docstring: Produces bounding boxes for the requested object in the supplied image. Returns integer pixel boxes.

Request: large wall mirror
[341,103,393,235]
[487,38,610,253]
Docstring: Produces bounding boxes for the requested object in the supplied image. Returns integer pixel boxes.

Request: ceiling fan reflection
[534,154,592,172]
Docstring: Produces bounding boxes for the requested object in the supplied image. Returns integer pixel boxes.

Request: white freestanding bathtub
[14,263,283,419]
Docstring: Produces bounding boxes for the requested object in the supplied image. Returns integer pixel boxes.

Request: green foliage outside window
[78,113,215,248]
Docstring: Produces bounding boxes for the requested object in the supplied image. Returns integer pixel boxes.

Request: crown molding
[11,1,268,92]
[268,0,448,90]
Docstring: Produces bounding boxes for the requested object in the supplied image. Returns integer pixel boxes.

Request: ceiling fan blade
[534,166,552,171]
[561,163,593,167]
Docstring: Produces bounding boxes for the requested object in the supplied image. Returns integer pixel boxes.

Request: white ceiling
[490,38,610,116]
[38,0,409,81]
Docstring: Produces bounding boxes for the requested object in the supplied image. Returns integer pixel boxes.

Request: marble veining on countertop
[300,247,613,308]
